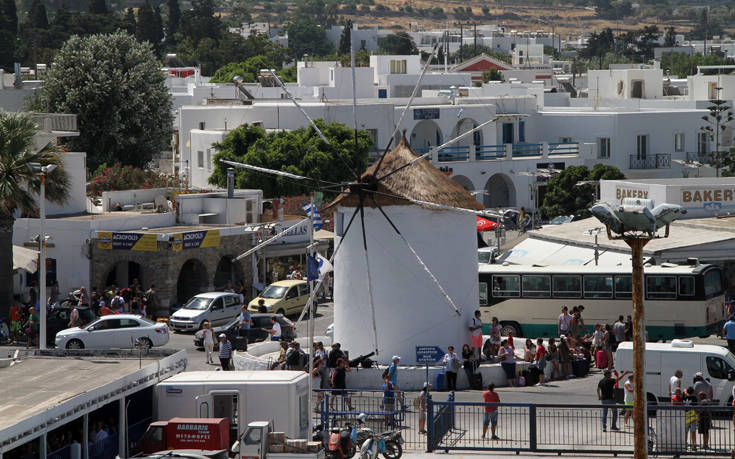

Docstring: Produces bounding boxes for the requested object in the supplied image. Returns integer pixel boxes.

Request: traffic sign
[415,345,445,363]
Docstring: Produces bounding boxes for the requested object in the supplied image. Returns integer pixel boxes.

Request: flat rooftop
[0,352,165,432]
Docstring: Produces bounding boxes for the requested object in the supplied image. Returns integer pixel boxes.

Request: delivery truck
[615,339,735,403]
[135,418,230,455]
[154,371,310,440]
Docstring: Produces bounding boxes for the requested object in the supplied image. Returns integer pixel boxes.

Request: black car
[47,306,95,345]
[193,313,296,350]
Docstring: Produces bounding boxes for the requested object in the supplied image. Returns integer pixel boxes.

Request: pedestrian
[624,374,634,426]
[387,355,400,389]
[49,280,60,309]
[442,346,459,391]
[603,324,614,370]
[237,305,251,336]
[671,388,683,405]
[569,307,580,339]
[534,338,547,386]
[218,334,233,371]
[559,335,571,378]
[482,383,500,440]
[262,315,281,341]
[418,383,429,434]
[547,337,560,380]
[202,321,215,364]
[576,305,585,334]
[591,324,603,361]
[597,370,627,432]
[469,310,483,359]
[145,285,158,318]
[498,339,516,387]
[523,338,536,362]
[669,369,683,400]
[330,358,352,411]
[461,344,475,386]
[558,306,572,337]
[723,315,735,354]
[327,343,345,370]
[613,316,626,349]
[23,306,39,348]
[313,359,326,405]
[698,392,711,450]
[487,317,502,361]
[67,302,80,328]
[382,376,396,427]
[271,341,289,370]
[684,387,698,451]
[257,299,267,313]
[693,372,714,400]
[314,341,328,361]
[624,315,633,341]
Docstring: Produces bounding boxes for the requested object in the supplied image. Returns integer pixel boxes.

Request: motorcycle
[354,414,403,459]
[325,423,357,459]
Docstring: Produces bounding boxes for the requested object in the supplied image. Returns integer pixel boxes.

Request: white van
[615,340,735,404]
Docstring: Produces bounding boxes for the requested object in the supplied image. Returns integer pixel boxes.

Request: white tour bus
[478,262,726,341]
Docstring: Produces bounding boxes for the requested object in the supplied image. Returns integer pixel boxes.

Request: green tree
[0,0,18,34]
[210,121,371,197]
[663,26,676,47]
[178,0,221,44]
[88,0,107,14]
[285,20,333,58]
[136,2,157,44]
[701,98,734,177]
[166,0,180,45]
[0,111,70,318]
[338,20,352,55]
[378,32,417,55]
[211,55,275,83]
[28,0,48,29]
[482,68,503,82]
[540,164,625,219]
[452,44,510,63]
[122,7,136,34]
[178,33,288,76]
[39,31,173,170]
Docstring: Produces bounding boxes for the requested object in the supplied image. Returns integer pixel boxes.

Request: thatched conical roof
[331,136,485,211]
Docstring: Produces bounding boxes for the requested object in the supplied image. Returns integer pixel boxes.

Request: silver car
[169,292,242,332]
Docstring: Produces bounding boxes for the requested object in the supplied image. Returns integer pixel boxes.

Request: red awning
[476,217,498,232]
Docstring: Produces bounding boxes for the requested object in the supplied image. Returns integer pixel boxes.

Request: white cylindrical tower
[332,138,483,365]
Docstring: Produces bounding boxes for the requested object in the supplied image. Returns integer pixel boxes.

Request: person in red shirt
[535,338,547,386]
[507,331,515,349]
[482,383,500,440]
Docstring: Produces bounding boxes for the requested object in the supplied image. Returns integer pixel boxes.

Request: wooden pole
[626,238,649,459]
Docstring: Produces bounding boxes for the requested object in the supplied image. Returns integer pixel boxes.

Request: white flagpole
[307,197,315,425]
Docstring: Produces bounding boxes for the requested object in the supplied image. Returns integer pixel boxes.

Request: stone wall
[90,233,252,316]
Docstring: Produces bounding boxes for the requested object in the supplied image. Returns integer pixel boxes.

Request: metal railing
[437,145,470,162]
[427,400,735,456]
[629,153,671,169]
[548,142,579,156]
[511,143,542,157]
[476,144,506,160]
[31,113,78,132]
[688,151,711,162]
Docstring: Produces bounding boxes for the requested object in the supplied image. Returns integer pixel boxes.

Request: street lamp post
[590,198,686,459]
[29,163,57,350]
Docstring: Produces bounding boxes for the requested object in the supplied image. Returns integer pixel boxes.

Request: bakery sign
[681,188,735,205]
[615,186,649,202]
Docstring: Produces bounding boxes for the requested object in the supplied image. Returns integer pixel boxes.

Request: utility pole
[474,22,477,55]
[627,238,649,459]
[459,23,463,62]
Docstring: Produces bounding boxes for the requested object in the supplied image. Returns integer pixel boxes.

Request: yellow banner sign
[97,232,157,251]
[172,230,220,251]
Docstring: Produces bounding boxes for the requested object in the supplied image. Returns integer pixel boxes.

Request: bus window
[704,269,723,298]
[492,275,520,297]
[615,276,632,299]
[522,275,550,298]
[552,275,581,298]
[678,276,695,296]
[706,356,729,379]
[583,275,613,298]
[479,282,488,305]
[646,276,677,300]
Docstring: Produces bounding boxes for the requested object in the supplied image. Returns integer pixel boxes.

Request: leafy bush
[87,163,186,196]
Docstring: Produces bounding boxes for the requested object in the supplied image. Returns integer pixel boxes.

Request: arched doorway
[213,255,243,291]
[452,118,482,147]
[451,174,474,191]
[177,259,209,304]
[410,120,443,150]
[105,261,142,288]
[484,173,516,208]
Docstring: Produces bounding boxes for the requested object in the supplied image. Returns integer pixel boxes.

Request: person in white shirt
[624,374,634,426]
[469,310,483,359]
[202,321,215,364]
[558,306,572,336]
[94,421,108,443]
[442,346,460,391]
[669,369,683,399]
[263,316,281,341]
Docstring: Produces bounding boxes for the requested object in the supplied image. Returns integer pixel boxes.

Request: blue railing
[687,151,710,162]
[629,154,671,169]
[511,143,542,157]
[548,142,579,155]
[476,144,506,160]
[438,145,470,162]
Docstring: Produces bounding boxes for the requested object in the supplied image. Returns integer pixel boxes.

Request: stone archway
[176,258,209,304]
[213,255,244,291]
[451,174,474,191]
[452,118,482,147]
[105,261,142,289]
[410,119,443,150]
[484,173,516,208]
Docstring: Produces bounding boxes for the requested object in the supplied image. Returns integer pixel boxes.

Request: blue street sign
[415,345,445,363]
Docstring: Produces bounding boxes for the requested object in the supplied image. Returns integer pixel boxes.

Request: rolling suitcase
[470,372,483,390]
[434,371,446,391]
[572,357,589,378]
[526,365,540,386]
[596,350,608,369]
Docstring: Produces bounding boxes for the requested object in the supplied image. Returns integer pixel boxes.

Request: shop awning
[260,240,330,258]
[13,245,38,272]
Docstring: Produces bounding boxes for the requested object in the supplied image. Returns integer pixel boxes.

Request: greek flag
[301,202,323,231]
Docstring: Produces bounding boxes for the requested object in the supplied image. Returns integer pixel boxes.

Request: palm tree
[0,111,70,320]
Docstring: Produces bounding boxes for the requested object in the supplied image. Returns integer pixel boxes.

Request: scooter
[326,423,357,459]
[355,414,403,459]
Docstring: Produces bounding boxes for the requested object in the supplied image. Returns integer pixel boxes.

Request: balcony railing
[548,142,579,156]
[629,153,671,169]
[31,113,78,132]
[475,144,506,160]
[437,145,470,162]
[511,143,542,157]
[416,142,582,163]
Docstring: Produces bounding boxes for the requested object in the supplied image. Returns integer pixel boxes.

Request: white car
[55,314,169,350]
[169,292,242,332]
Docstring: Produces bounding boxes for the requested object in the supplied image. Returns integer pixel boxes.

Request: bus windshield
[704,269,723,298]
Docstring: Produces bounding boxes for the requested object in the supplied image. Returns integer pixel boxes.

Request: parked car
[46,306,96,345]
[54,314,169,349]
[169,292,242,332]
[247,280,313,316]
[193,313,296,350]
